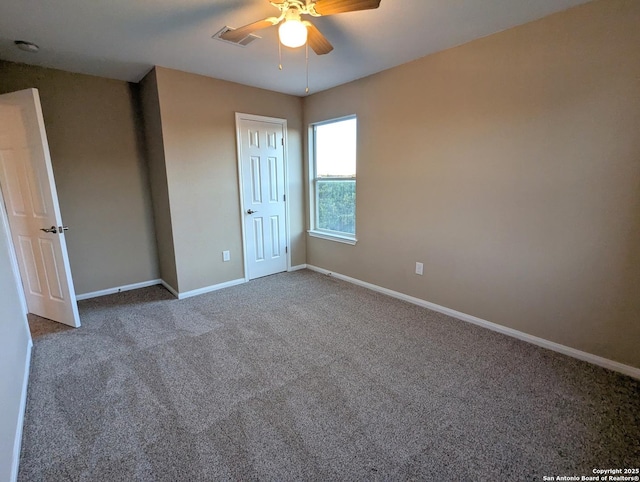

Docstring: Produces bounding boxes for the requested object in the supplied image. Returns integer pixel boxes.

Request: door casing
[0,182,28,315]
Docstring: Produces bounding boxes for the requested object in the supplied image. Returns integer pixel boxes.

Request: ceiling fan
[221,0,382,55]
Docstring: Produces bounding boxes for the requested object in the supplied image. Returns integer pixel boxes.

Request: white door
[0,89,80,327]
[237,115,288,280]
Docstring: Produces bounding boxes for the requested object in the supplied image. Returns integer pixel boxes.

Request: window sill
[308,230,357,245]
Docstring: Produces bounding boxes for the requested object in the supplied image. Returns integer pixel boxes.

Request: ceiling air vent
[212,27,260,47]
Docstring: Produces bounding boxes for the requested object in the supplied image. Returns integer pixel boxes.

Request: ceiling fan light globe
[278,19,307,48]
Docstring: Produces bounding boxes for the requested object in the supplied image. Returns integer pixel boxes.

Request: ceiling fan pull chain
[278,40,283,70]
[305,41,310,94]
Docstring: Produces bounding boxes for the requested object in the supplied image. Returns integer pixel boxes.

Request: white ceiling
[0,0,592,96]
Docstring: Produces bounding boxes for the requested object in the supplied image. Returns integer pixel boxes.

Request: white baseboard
[75,279,162,301]
[76,277,248,302]
[306,265,640,380]
[174,278,246,300]
[289,264,308,272]
[11,337,32,482]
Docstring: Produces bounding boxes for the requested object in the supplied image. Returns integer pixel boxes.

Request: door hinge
[285,246,288,253]
[281,138,284,146]
[283,194,286,202]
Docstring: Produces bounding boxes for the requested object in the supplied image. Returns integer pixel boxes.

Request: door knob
[40,226,57,234]
[246,209,258,214]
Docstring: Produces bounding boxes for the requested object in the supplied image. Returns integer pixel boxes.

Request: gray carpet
[19,270,640,481]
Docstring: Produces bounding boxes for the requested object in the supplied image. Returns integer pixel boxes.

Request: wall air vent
[212,27,261,47]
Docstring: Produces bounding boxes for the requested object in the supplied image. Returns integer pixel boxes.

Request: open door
[0,89,80,327]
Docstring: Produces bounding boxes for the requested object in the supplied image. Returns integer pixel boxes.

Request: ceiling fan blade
[304,21,334,55]
[221,17,278,42]
[312,0,381,16]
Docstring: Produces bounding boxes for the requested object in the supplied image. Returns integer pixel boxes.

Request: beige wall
[153,66,305,293]
[0,61,159,294]
[304,0,640,368]
[139,69,178,290]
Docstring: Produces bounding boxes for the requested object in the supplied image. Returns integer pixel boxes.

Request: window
[309,116,357,244]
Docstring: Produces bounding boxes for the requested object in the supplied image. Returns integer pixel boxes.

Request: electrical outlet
[222,250,230,262]
[415,262,424,276]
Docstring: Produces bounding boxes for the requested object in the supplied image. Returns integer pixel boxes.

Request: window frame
[308,115,358,245]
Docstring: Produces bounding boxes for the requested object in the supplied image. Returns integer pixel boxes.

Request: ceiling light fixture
[278,9,307,49]
[14,40,40,53]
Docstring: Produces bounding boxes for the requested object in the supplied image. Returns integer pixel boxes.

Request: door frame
[0,183,28,316]
[235,112,291,282]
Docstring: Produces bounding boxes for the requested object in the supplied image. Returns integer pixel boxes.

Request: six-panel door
[0,89,80,327]
[239,118,287,280]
